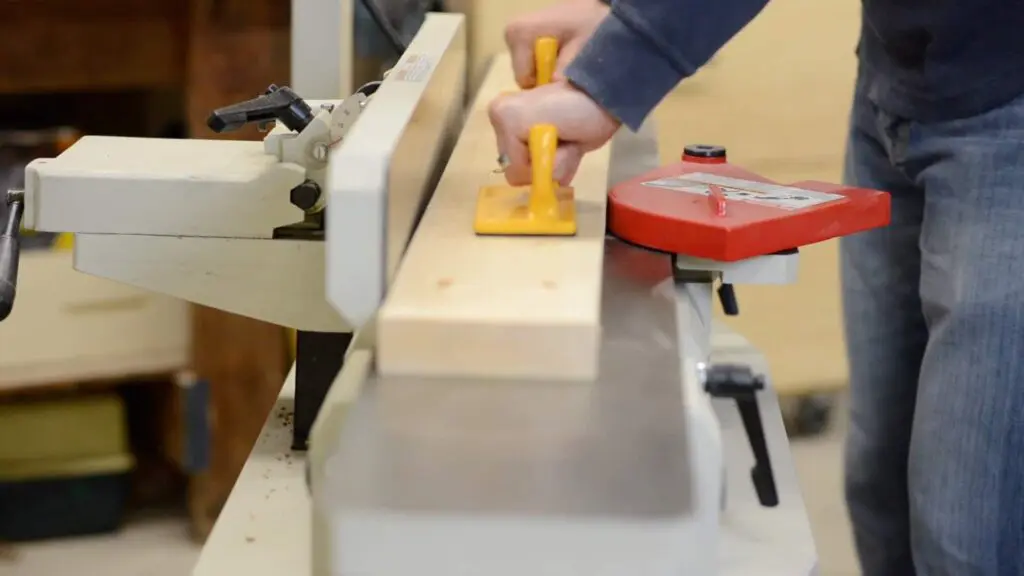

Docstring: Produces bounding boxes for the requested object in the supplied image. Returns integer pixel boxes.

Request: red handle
[707,184,728,217]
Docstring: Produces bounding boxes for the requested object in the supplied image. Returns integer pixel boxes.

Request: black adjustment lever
[717,283,739,316]
[704,363,779,507]
[0,189,24,322]
[207,85,315,134]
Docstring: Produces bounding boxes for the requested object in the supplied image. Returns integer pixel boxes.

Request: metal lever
[704,363,780,508]
[718,283,739,315]
[0,189,25,322]
[207,84,315,134]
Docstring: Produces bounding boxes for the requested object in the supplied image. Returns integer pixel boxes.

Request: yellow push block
[534,36,558,86]
[474,124,577,236]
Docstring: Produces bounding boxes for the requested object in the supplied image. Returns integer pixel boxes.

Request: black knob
[683,144,727,159]
[207,85,315,134]
[290,181,322,212]
[0,189,25,322]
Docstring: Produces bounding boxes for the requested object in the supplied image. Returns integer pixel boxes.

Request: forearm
[565,0,769,130]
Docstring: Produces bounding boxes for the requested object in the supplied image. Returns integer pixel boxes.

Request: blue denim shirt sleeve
[565,0,769,130]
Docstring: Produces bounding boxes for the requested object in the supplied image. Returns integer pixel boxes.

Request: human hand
[488,80,620,186]
[504,0,610,89]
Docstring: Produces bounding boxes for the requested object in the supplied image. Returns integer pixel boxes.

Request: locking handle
[704,363,779,508]
[207,84,315,134]
[0,189,25,322]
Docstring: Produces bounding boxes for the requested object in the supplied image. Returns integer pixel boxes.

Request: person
[488,1,1024,574]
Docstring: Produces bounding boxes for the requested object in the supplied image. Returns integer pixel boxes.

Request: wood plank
[376,53,610,381]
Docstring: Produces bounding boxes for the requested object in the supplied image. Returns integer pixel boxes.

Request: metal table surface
[319,235,818,575]
[327,241,695,514]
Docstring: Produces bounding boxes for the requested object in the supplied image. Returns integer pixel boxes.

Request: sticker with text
[642,172,843,211]
[391,54,433,82]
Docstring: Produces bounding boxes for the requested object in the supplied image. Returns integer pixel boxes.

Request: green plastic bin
[0,393,135,541]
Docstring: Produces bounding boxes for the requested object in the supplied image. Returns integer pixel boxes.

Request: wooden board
[376,53,611,381]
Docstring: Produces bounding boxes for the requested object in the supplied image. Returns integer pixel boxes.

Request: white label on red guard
[641,172,843,211]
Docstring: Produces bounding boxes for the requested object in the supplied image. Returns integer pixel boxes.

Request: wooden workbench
[191,365,309,576]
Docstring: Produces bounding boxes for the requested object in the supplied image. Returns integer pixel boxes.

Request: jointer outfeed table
[0,12,891,575]
[310,243,807,575]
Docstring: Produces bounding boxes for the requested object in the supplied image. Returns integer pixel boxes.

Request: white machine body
[19,13,467,333]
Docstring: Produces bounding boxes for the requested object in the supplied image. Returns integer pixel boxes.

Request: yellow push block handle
[535,37,558,86]
[529,124,559,220]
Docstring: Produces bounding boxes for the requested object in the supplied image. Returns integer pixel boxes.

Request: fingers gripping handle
[528,124,559,220]
[492,37,559,174]
[535,36,558,86]
[530,37,560,208]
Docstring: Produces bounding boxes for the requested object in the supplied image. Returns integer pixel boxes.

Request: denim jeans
[841,71,1024,575]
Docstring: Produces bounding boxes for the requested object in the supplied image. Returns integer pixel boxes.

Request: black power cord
[359,0,409,55]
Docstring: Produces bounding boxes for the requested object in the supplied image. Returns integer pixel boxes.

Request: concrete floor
[790,396,860,576]
[0,512,201,576]
[0,397,860,576]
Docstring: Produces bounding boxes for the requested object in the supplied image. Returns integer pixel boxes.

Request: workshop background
[0,0,862,574]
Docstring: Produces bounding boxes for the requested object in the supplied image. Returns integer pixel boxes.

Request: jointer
[0,12,890,575]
